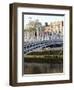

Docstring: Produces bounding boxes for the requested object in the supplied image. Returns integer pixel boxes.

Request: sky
[24,14,64,29]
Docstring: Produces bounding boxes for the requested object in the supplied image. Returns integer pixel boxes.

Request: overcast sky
[24,14,64,29]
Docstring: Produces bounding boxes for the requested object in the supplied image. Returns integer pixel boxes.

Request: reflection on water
[24,62,63,74]
[24,48,63,74]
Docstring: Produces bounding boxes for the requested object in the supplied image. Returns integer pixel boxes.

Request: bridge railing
[24,39,63,54]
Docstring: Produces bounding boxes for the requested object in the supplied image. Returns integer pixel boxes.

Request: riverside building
[24,19,63,42]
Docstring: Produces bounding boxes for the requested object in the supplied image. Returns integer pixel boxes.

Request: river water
[24,62,63,74]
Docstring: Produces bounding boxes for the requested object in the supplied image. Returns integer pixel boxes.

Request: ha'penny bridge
[24,39,63,74]
[24,39,63,54]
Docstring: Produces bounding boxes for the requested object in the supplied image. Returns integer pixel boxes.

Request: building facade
[24,20,64,42]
